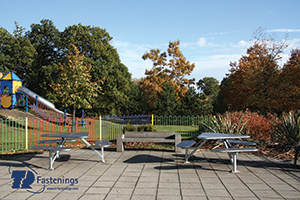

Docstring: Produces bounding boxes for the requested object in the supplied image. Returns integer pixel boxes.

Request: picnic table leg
[48,151,55,170]
[231,152,240,173]
[183,140,207,163]
[223,139,234,164]
[81,138,105,162]
[54,138,67,159]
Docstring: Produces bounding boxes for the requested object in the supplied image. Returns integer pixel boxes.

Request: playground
[0,71,66,119]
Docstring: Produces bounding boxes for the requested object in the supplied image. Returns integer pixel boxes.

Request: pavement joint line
[103,150,135,200]
[47,149,98,200]
[1,148,300,199]
[244,154,299,198]
[155,151,162,199]
[194,151,210,199]
[209,152,235,200]
[129,150,150,200]
[242,154,286,198]
[1,150,88,200]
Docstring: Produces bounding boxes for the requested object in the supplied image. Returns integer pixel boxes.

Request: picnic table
[30,132,110,170]
[177,132,258,173]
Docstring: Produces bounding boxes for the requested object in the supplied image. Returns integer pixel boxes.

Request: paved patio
[0,147,299,200]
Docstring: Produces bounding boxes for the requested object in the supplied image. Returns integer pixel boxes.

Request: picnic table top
[197,132,250,140]
[41,132,89,139]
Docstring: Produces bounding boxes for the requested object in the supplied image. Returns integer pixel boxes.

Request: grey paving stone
[133,188,157,196]
[157,188,181,196]
[85,186,111,194]
[0,149,300,200]
[78,194,106,200]
[109,187,134,195]
[131,194,156,200]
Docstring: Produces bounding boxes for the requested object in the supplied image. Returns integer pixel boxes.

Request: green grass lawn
[1,117,201,154]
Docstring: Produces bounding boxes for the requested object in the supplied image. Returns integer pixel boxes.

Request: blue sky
[1,0,300,82]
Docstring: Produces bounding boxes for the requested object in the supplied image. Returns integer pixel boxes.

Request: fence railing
[0,114,211,154]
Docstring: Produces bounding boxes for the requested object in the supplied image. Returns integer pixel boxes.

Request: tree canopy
[1,20,133,116]
[140,40,195,111]
[221,28,295,114]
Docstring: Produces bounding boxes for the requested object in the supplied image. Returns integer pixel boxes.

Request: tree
[60,24,132,115]
[0,23,36,81]
[224,28,288,114]
[280,49,300,111]
[0,28,12,74]
[25,19,61,97]
[122,81,146,115]
[140,40,195,112]
[215,77,231,114]
[49,44,102,129]
[178,87,202,116]
[155,83,179,116]
[197,77,220,98]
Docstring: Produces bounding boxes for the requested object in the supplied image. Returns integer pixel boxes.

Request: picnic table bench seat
[212,147,259,173]
[117,132,181,152]
[30,146,72,170]
[38,139,77,144]
[218,139,256,146]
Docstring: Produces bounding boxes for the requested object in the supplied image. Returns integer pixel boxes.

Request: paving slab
[0,148,299,200]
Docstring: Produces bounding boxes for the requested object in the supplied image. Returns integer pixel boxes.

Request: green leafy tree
[49,45,102,129]
[0,23,36,80]
[0,28,12,74]
[215,77,231,114]
[60,24,132,115]
[197,77,220,98]
[178,87,202,116]
[122,81,146,115]
[155,83,179,115]
[197,77,220,114]
[25,19,61,96]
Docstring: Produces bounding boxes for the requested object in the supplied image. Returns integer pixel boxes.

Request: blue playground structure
[0,71,64,115]
[0,71,90,125]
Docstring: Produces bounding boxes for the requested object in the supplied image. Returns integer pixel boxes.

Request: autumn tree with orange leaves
[279,49,300,111]
[223,28,289,114]
[140,40,195,112]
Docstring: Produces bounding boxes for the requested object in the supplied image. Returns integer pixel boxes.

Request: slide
[17,86,66,117]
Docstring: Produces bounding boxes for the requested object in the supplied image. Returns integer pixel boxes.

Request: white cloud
[181,42,195,49]
[267,29,300,33]
[191,54,242,81]
[112,40,154,78]
[197,37,207,47]
[112,36,300,82]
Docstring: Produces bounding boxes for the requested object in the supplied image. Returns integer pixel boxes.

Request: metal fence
[153,115,211,138]
[0,114,211,154]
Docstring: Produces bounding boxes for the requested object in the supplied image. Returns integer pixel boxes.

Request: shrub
[122,123,137,133]
[199,111,278,142]
[122,123,157,133]
[137,124,157,132]
[200,112,248,135]
[227,111,278,141]
[272,111,300,148]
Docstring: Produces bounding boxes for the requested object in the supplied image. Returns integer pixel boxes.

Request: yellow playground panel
[1,95,11,108]
[0,71,22,108]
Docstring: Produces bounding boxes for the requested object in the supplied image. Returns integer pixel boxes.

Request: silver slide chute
[17,86,65,115]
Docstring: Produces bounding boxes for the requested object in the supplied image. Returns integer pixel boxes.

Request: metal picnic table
[177,132,258,173]
[30,132,109,170]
